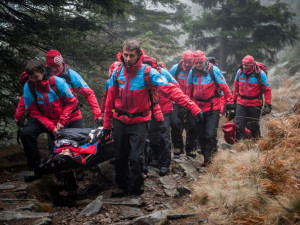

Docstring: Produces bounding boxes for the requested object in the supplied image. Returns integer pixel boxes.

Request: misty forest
[0,0,300,224]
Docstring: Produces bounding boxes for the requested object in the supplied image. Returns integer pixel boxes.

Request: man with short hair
[46,50,102,124]
[22,59,81,183]
[169,50,198,156]
[104,39,203,196]
[233,55,272,140]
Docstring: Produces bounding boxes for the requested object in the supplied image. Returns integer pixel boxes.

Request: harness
[114,64,158,118]
[191,63,221,113]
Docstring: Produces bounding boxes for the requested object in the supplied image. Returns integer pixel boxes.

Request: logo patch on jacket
[117,80,125,84]
[178,73,185,77]
[239,77,245,80]
[37,96,42,101]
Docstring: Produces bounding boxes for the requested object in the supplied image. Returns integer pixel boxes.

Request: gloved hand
[157,121,167,134]
[194,111,204,123]
[262,103,272,115]
[226,104,236,121]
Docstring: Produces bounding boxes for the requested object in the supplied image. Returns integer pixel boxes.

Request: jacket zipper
[125,70,130,121]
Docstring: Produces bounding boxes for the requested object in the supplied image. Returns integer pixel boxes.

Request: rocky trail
[0,138,228,225]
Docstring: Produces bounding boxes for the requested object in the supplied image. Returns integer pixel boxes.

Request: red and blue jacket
[15,95,25,122]
[54,141,99,165]
[158,68,179,115]
[100,79,110,115]
[56,64,102,119]
[186,63,234,113]
[103,50,201,129]
[169,60,191,94]
[233,68,271,106]
[24,74,81,132]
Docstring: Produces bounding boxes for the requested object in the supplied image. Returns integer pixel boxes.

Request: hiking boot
[159,167,170,176]
[111,188,128,198]
[173,148,182,156]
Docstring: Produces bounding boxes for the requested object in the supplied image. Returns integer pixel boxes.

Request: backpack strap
[49,76,59,95]
[114,64,123,82]
[144,65,159,106]
[174,61,183,80]
[56,64,73,88]
[27,81,37,100]
[208,63,221,95]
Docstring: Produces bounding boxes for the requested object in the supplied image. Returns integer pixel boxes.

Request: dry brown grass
[183,109,300,224]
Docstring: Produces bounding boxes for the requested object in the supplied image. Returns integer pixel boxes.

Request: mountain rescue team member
[46,50,102,124]
[22,59,81,182]
[15,72,29,127]
[169,50,198,156]
[233,55,272,140]
[148,62,179,176]
[186,50,235,166]
[103,39,203,197]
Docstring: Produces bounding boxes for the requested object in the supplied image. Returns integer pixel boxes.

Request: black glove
[194,111,204,123]
[157,121,167,134]
[262,103,272,115]
[226,104,236,121]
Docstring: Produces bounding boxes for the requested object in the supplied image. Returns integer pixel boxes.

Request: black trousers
[236,105,262,140]
[113,119,149,195]
[148,113,172,168]
[197,110,219,164]
[170,104,184,150]
[22,118,83,170]
[171,104,198,152]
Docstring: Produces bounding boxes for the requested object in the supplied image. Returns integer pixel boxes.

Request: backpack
[237,61,267,101]
[143,55,158,71]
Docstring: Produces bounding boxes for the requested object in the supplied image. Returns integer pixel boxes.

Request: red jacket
[233,68,271,106]
[169,60,191,94]
[100,79,110,115]
[24,74,81,132]
[103,50,201,129]
[56,64,102,119]
[15,95,25,122]
[186,63,234,113]
[158,68,180,115]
